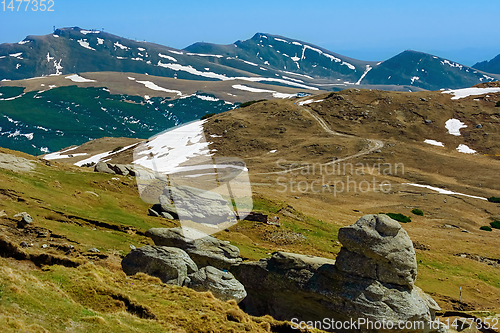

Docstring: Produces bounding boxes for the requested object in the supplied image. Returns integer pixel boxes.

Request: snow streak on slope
[442,87,500,100]
[136,80,183,96]
[404,183,486,200]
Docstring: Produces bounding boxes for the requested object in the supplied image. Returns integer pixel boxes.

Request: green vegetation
[380,213,411,223]
[487,197,500,203]
[0,86,25,99]
[480,226,493,232]
[490,221,500,229]
[200,113,216,120]
[496,101,500,107]
[411,208,424,216]
[0,86,233,156]
[239,99,267,108]
[216,195,340,260]
[111,146,124,153]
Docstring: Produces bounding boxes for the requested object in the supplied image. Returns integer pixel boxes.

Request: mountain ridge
[1,27,499,91]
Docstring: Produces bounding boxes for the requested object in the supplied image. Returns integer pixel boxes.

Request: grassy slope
[201,88,500,311]
[0,148,326,332]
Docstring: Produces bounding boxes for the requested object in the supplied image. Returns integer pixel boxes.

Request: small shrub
[200,113,216,120]
[480,226,492,232]
[411,208,424,216]
[111,146,124,153]
[239,99,267,108]
[496,101,500,107]
[381,213,411,223]
[488,197,500,203]
[490,221,500,229]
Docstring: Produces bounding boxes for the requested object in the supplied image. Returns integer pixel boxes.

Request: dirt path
[253,104,384,176]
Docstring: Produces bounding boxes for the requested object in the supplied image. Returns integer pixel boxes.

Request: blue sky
[0,0,499,65]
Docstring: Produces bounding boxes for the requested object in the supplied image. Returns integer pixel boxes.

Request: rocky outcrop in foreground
[122,227,246,303]
[122,215,445,332]
[230,214,445,332]
[146,227,242,270]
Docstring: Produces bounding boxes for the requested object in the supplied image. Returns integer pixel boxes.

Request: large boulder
[186,266,247,303]
[146,227,242,270]
[230,215,445,333]
[336,214,417,287]
[94,161,115,174]
[121,245,197,285]
[159,185,236,224]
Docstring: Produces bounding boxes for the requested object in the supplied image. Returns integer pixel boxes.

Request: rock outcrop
[231,214,445,332]
[158,186,236,224]
[94,161,137,176]
[186,266,247,303]
[121,245,198,285]
[14,212,33,228]
[146,227,242,270]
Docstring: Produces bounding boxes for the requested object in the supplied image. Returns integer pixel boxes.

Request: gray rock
[158,195,178,216]
[88,247,100,253]
[19,241,29,248]
[146,227,242,270]
[425,119,432,124]
[160,212,174,219]
[230,215,443,332]
[121,245,198,285]
[110,164,130,176]
[336,214,417,287]
[160,185,236,224]
[187,266,247,303]
[14,212,33,228]
[148,208,160,217]
[476,124,483,129]
[94,161,116,174]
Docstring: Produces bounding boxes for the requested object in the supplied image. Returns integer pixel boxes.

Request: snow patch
[136,81,183,96]
[158,53,177,62]
[456,144,476,154]
[356,65,372,85]
[80,30,100,35]
[445,119,467,136]
[410,76,419,85]
[77,39,95,51]
[168,49,183,55]
[232,84,275,93]
[114,42,129,50]
[442,87,500,100]
[298,99,323,106]
[186,52,223,58]
[424,139,444,147]
[133,120,212,174]
[97,37,104,45]
[65,74,96,83]
[404,183,485,200]
[9,53,23,59]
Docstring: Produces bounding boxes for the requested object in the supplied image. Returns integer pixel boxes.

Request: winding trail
[253,103,384,176]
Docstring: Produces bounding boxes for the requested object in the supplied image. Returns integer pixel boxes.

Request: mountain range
[1,27,500,92]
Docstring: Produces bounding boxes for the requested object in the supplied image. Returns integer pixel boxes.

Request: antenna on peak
[53,26,55,32]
